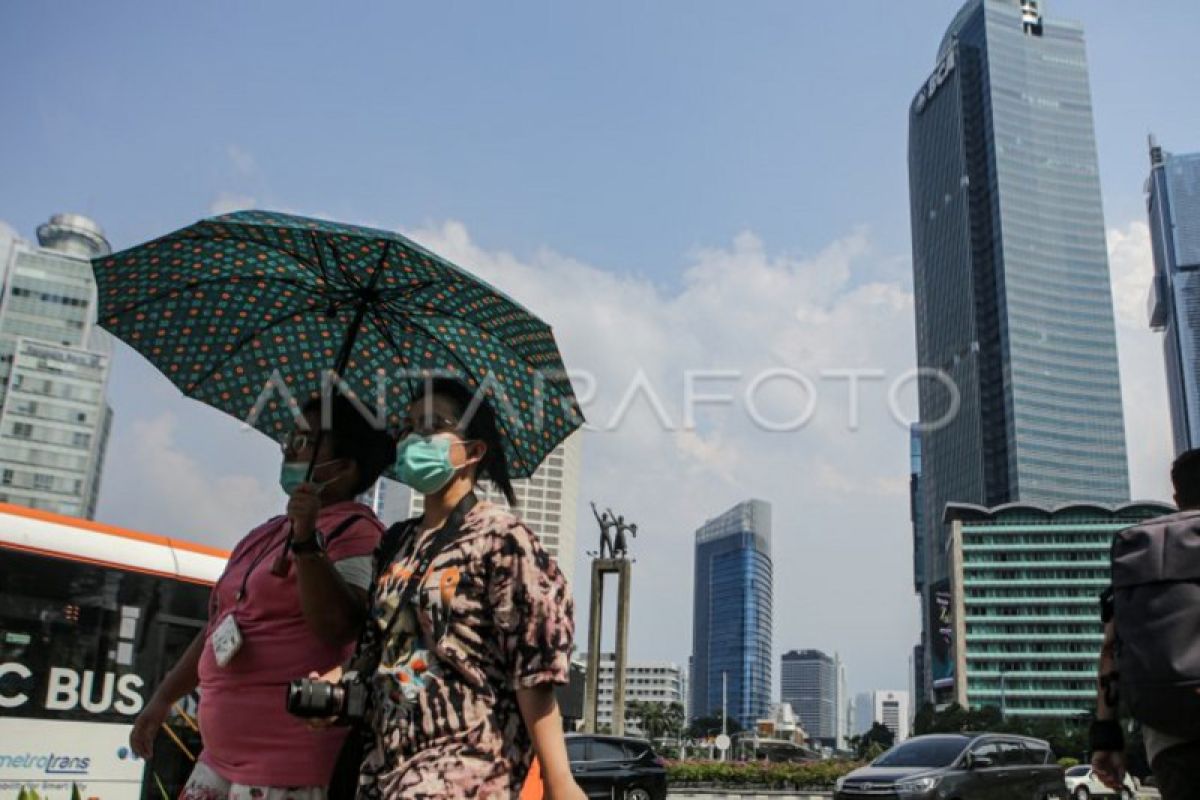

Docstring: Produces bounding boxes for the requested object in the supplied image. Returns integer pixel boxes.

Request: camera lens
[286,678,343,718]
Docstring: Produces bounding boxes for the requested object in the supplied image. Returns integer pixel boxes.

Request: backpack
[1110,509,1200,739]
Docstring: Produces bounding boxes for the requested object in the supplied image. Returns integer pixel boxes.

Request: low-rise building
[947,501,1175,718]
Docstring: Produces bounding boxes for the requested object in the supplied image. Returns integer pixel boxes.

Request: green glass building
[946,501,1173,718]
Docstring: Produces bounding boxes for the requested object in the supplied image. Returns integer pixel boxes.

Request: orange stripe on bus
[0,541,217,587]
[0,501,230,559]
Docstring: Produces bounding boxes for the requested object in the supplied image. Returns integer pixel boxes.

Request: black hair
[1171,448,1200,509]
[422,378,517,507]
[302,395,397,497]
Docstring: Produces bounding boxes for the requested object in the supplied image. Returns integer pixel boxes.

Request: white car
[1063,765,1137,799]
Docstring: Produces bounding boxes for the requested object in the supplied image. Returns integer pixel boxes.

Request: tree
[686,714,744,740]
[851,723,895,760]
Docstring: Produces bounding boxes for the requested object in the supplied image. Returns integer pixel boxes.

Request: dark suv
[834,733,1067,800]
[566,734,668,800]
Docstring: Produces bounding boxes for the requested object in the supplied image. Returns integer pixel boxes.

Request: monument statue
[584,501,639,734]
[590,501,617,559]
[611,511,637,558]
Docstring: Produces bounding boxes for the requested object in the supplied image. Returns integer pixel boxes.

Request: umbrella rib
[309,230,331,284]
[404,310,580,418]
[181,302,330,395]
[364,310,488,398]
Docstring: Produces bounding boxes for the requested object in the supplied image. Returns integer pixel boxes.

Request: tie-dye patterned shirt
[357,500,574,799]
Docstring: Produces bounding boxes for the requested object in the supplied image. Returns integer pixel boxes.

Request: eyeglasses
[282,431,317,455]
[397,414,462,440]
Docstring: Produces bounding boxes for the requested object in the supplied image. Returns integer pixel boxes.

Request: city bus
[0,502,228,800]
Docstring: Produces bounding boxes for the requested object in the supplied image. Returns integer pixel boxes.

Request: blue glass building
[908,0,1130,699]
[689,500,773,730]
[1147,139,1200,455]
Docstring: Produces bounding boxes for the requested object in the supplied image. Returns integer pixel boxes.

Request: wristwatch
[291,530,326,556]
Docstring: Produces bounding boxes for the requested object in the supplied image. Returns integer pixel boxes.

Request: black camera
[286,671,369,724]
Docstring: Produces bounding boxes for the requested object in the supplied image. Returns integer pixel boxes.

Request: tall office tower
[908,0,1130,699]
[872,690,911,743]
[1147,138,1200,455]
[853,691,874,736]
[835,654,849,750]
[780,650,837,744]
[689,500,773,729]
[0,215,114,518]
[408,431,581,584]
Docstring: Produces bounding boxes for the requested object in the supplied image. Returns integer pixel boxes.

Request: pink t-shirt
[197,501,383,787]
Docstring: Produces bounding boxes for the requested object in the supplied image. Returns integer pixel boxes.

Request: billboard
[930,580,954,691]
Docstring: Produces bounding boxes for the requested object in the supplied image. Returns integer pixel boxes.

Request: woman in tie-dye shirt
[350,379,582,800]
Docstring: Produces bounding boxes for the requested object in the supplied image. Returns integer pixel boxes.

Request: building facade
[835,653,849,750]
[408,430,581,584]
[1147,139,1200,456]
[947,501,1173,718]
[584,652,683,734]
[690,499,773,730]
[872,690,911,743]
[908,0,1130,700]
[780,649,837,744]
[0,215,114,518]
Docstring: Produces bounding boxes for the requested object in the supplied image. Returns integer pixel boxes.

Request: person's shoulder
[471,501,532,538]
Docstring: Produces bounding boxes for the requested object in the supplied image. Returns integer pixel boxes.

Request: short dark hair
[1172,448,1200,509]
[422,378,517,507]
[302,395,397,496]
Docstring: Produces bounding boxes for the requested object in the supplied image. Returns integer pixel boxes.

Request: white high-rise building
[362,478,411,527]
[585,652,683,734]
[408,431,582,584]
[0,215,113,518]
[872,690,911,743]
[835,653,849,750]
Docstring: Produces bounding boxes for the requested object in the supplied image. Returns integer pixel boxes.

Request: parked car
[1063,764,1136,799]
[834,733,1068,800]
[566,733,668,800]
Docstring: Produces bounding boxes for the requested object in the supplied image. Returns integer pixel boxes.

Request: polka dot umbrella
[91,210,585,480]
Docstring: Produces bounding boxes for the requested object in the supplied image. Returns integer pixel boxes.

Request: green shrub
[1058,757,1080,769]
[665,759,861,789]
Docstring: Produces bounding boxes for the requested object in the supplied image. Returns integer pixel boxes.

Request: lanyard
[210,522,290,618]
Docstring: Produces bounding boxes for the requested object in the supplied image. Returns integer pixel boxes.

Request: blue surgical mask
[279,459,342,496]
[396,434,473,496]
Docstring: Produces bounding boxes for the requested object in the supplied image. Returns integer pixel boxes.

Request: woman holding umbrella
[129,395,396,800]
[343,378,582,800]
[94,210,588,797]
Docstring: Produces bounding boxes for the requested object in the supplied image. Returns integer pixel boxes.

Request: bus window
[0,548,210,800]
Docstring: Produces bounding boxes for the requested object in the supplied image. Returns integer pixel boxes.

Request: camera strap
[350,491,478,677]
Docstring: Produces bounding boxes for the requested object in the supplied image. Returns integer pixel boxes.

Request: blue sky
[3,1,1198,700]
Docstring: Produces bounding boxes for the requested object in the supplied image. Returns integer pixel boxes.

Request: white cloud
[209,192,257,216]
[95,412,280,550]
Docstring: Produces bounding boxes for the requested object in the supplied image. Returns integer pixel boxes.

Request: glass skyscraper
[689,499,772,730]
[1147,139,1200,455]
[908,0,1129,699]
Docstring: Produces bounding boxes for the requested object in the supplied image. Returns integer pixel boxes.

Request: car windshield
[1066,766,1091,776]
[873,737,969,768]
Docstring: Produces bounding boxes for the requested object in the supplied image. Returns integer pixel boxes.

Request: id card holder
[209,613,244,668]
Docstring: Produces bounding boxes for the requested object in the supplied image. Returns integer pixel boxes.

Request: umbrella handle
[275,247,386,575]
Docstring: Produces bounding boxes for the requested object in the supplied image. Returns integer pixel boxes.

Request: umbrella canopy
[92,210,584,478]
